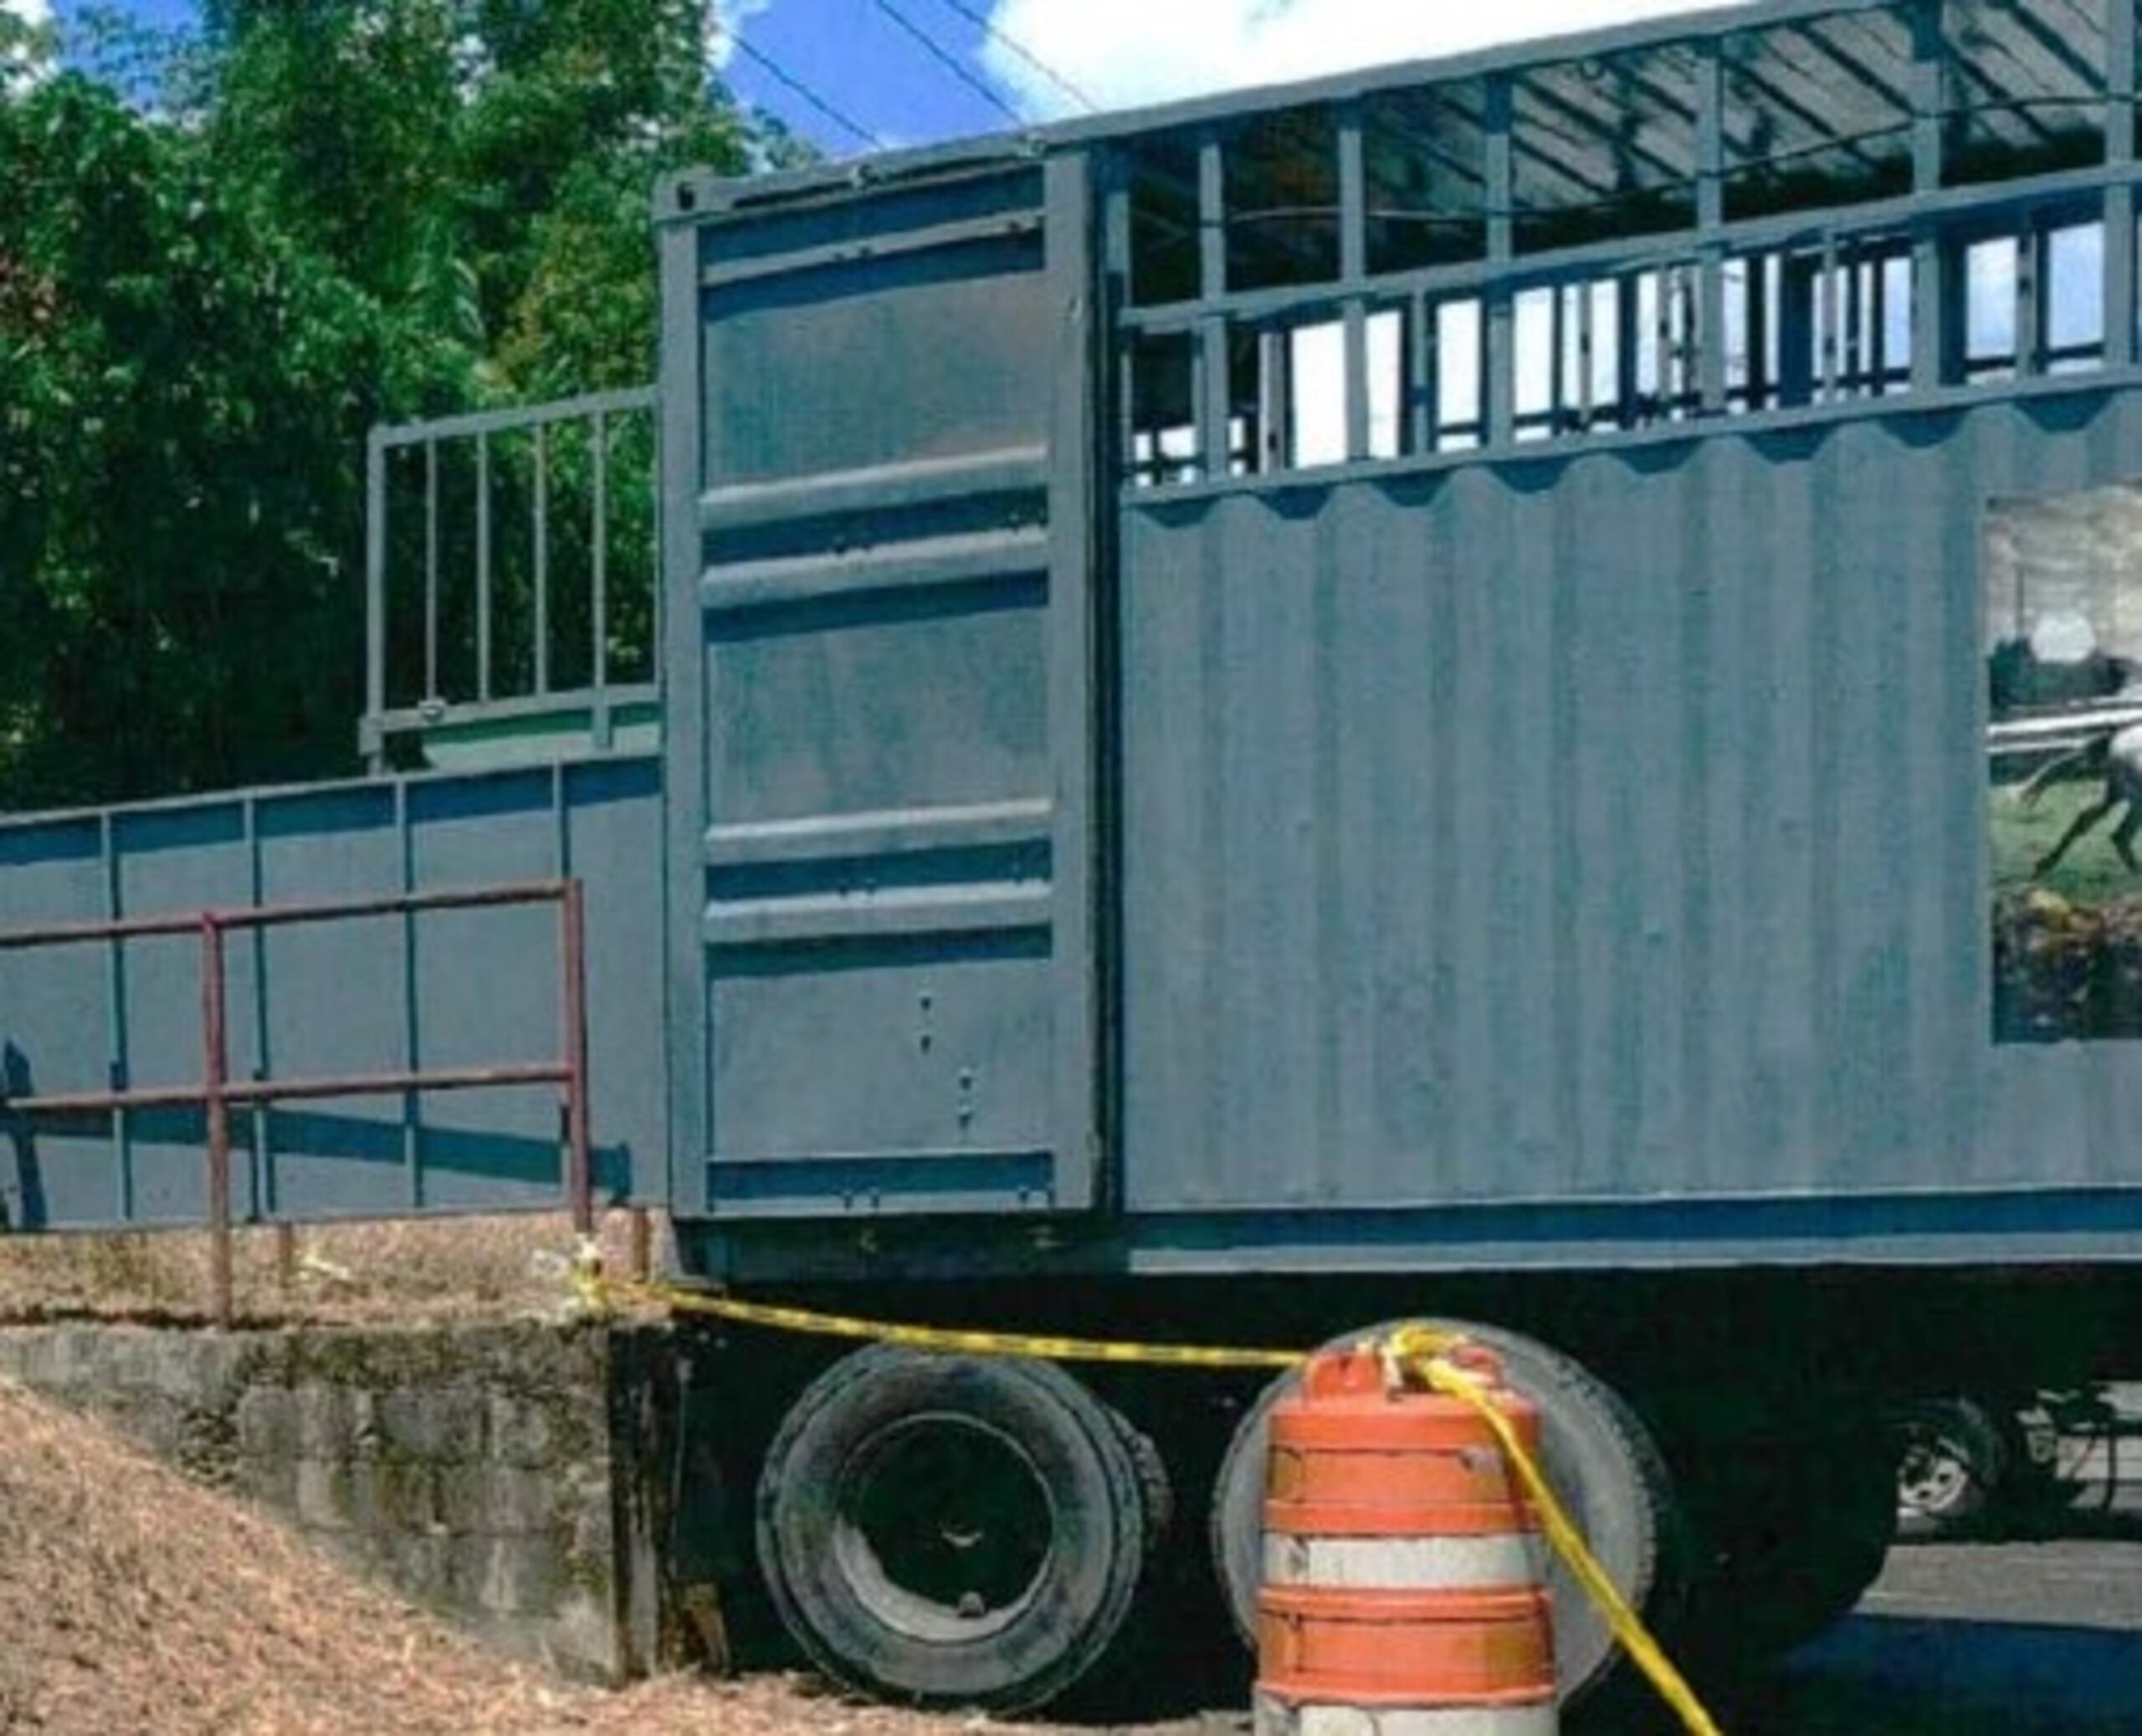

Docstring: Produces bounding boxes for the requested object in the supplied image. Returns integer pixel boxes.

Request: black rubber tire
[1683,1404,1898,1662]
[1209,1318,1688,1713]
[1892,1396,2009,1541]
[756,1345,1152,1713]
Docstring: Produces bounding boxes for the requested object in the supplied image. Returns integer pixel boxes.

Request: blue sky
[18,1,1738,154]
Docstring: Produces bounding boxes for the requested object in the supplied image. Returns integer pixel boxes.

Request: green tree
[0,0,771,807]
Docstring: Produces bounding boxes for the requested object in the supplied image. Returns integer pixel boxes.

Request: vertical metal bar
[2112,0,2138,369]
[202,913,233,1331]
[1258,329,1288,471]
[2016,218,2042,378]
[1343,304,1371,461]
[1339,100,1367,289]
[658,202,710,1217]
[1655,267,1678,412]
[1104,174,1137,474]
[364,429,388,773]
[1843,245,1866,392]
[1869,251,1888,392]
[1819,235,1841,400]
[647,406,665,679]
[1912,0,1950,392]
[629,1206,653,1283]
[101,812,132,1224]
[275,1222,297,1296]
[1410,292,1436,455]
[246,794,272,1228]
[1617,270,1642,425]
[1198,136,1231,476]
[1548,280,1567,433]
[534,421,551,696]
[1339,102,1371,462]
[1576,282,1595,429]
[476,430,493,703]
[561,880,593,1237]
[592,410,612,749]
[423,437,440,701]
[397,779,422,1211]
[1484,75,1516,448]
[1697,36,1728,415]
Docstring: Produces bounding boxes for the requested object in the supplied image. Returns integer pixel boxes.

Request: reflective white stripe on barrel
[1263,1531,1548,1592]
[1256,1695,1561,1736]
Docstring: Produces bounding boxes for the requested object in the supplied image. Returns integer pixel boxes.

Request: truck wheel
[756,1345,1153,1712]
[1683,1405,1896,1660]
[1209,1319,1688,1712]
[1892,1397,2009,1540]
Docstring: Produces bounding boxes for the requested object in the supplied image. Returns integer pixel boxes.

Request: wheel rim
[1897,1431,1975,1517]
[833,1411,1058,1644]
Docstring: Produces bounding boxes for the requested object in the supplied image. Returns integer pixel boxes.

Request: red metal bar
[202,913,233,1331]
[6,1063,571,1119]
[561,878,593,1237]
[0,880,571,952]
[220,880,571,933]
[0,878,599,1269]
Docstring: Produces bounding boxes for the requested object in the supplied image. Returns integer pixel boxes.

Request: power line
[924,0,1097,115]
[716,25,883,151]
[869,0,1025,127]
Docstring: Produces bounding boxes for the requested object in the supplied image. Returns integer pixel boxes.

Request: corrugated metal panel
[1119,386,2142,1212]
[0,758,664,1231]
[666,158,1104,1221]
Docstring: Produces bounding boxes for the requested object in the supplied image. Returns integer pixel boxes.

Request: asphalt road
[1717,1532,2142,1736]
[1140,1529,2142,1736]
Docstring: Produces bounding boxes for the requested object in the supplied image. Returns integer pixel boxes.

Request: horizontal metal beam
[707,797,1055,868]
[0,880,572,952]
[372,387,656,451]
[7,1063,571,1119]
[705,883,1053,948]
[700,210,1045,291]
[700,445,1049,534]
[702,531,1049,617]
[1117,158,2142,335]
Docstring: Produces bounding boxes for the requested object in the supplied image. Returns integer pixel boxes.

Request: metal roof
[669,0,2124,224]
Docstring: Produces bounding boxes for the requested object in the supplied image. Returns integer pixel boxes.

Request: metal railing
[0,880,592,1326]
[362,388,660,771]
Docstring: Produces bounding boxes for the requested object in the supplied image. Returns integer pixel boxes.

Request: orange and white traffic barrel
[1254,1344,1557,1736]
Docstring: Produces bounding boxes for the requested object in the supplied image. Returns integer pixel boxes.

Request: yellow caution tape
[568,1247,1305,1369]
[567,1249,1724,1734]
[1416,1348,1727,1736]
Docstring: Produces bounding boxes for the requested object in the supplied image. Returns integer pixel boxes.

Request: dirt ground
[0,1213,1071,1735]
[0,1370,1044,1736]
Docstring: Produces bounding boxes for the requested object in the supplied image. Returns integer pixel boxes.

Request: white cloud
[708,0,774,73]
[983,0,1740,119]
[3,0,51,26]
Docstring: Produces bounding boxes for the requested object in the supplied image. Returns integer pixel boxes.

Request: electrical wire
[869,0,1026,127]
[715,23,883,151]
[923,0,1097,115]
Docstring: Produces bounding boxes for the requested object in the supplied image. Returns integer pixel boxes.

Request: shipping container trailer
[9,0,2142,1718]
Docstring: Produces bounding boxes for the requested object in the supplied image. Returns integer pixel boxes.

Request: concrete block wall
[0,1320,703,1683]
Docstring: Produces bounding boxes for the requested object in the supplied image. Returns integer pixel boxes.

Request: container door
[662,156,1101,1221]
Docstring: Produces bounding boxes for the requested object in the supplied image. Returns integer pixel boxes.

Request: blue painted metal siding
[1119,387,2142,1213]
[664,159,1103,1222]
[0,758,664,1231]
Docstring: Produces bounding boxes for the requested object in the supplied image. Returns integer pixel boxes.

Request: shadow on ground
[1700,1615,2142,1736]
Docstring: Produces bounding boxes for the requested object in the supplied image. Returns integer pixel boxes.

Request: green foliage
[0,0,766,807]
